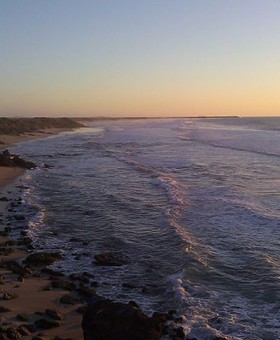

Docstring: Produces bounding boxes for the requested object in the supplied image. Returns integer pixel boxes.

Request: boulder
[5,327,22,339]
[40,268,64,277]
[59,294,80,305]
[0,306,11,313]
[0,150,36,169]
[82,296,162,340]
[34,318,60,329]
[76,287,96,299]
[25,252,62,266]
[3,260,32,277]
[45,308,64,320]
[94,252,128,266]
[50,279,76,291]
[17,325,32,336]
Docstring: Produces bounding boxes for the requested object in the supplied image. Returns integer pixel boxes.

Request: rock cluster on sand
[0,150,36,169]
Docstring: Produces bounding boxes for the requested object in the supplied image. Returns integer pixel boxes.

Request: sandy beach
[0,129,84,339]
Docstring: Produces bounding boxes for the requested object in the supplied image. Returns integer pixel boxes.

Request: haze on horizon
[1,0,280,118]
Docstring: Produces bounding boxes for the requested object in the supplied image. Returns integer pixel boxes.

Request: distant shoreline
[77,115,240,121]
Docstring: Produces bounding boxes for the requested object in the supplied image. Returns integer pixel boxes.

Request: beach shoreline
[0,128,85,339]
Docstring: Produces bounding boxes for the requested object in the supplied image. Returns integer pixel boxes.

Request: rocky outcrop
[82,296,162,340]
[0,150,36,169]
[25,252,62,266]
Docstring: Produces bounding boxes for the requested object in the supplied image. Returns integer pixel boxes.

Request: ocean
[12,117,280,339]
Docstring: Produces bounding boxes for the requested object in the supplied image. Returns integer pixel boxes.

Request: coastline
[0,128,84,339]
[0,126,183,339]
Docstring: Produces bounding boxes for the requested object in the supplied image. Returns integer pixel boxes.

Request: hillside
[0,117,83,135]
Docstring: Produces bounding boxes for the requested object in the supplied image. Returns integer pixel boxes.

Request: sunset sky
[1,0,280,117]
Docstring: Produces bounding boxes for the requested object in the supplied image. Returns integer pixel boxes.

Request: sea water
[12,117,280,339]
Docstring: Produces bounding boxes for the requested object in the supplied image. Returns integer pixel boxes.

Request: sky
[1,0,280,118]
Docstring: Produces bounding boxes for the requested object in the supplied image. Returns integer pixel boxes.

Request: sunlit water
[12,118,280,339]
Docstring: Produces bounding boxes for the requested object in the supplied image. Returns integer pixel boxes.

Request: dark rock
[25,324,37,333]
[76,287,96,298]
[76,306,86,314]
[51,279,76,291]
[0,149,36,169]
[34,319,60,329]
[0,306,11,313]
[40,268,64,277]
[167,309,177,320]
[17,325,32,336]
[3,260,32,277]
[152,312,168,323]
[94,252,128,266]
[35,311,45,316]
[25,252,62,266]
[128,300,140,309]
[0,247,13,256]
[1,292,17,300]
[0,196,9,201]
[45,308,64,320]
[82,295,162,340]
[5,240,15,246]
[175,326,185,338]
[17,275,24,282]
[59,294,79,305]
[5,327,23,339]
[17,313,29,321]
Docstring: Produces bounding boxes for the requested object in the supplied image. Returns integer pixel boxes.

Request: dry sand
[0,129,84,339]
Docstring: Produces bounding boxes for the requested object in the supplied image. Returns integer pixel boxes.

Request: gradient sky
[1,0,280,117]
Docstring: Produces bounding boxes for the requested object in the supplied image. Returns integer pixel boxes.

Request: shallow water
[12,117,280,339]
